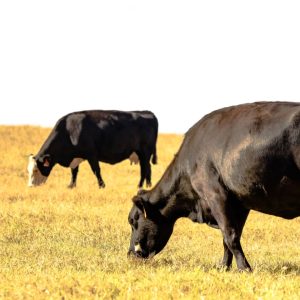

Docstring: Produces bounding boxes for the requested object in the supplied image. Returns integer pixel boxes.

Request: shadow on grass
[128,256,300,275]
[127,255,218,272]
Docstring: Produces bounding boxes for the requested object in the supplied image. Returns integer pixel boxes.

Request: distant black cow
[28,110,158,188]
[128,102,300,271]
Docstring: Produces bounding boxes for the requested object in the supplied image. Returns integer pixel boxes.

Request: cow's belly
[240,176,300,219]
[97,150,135,164]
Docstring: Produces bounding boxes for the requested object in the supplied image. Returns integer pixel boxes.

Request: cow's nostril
[127,250,134,257]
[135,250,143,257]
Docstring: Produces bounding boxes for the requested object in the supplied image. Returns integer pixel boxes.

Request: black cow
[28,110,158,188]
[128,101,300,271]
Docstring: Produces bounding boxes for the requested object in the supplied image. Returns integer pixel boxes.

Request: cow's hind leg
[137,152,152,188]
[145,160,151,187]
[87,158,105,188]
[138,159,146,188]
[68,166,79,188]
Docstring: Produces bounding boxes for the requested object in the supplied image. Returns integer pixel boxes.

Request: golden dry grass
[0,125,299,299]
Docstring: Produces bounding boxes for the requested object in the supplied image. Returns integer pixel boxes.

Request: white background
[1,1,300,133]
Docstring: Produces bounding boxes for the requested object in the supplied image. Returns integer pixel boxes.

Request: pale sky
[1,1,300,133]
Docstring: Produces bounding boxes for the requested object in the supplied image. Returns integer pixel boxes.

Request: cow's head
[127,191,174,259]
[27,154,52,186]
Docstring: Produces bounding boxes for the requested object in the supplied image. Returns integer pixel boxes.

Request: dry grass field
[0,125,300,299]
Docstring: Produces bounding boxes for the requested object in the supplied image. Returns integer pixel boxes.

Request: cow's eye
[134,212,139,220]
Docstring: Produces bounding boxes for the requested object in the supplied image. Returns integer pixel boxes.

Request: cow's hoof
[146,182,152,188]
[68,183,76,189]
[238,267,252,273]
[99,182,106,188]
[217,264,231,272]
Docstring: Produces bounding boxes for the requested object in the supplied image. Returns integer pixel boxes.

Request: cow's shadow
[132,257,300,275]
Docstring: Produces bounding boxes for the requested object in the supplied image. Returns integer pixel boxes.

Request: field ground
[0,125,299,299]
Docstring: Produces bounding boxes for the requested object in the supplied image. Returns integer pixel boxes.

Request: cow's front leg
[210,198,251,271]
[222,224,251,271]
[68,166,79,188]
[220,239,233,270]
[87,158,105,188]
[220,204,249,270]
[193,176,250,271]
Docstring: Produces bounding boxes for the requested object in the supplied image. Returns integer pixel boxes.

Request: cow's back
[180,102,300,217]
[65,110,158,164]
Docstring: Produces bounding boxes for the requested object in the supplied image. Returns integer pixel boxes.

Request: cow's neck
[148,155,197,221]
[37,130,71,166]
[37,131,57,158]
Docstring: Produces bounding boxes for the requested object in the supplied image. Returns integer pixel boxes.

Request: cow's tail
[151,146,157,165]
[151,114,158,165]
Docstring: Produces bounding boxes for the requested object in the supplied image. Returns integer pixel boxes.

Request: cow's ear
[132,194,151,219]
[132,195,146,217]
[42,154,51,167]
[137,189,147,196]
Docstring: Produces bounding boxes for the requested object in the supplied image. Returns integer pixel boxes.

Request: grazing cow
[128,101,300,271]
[28,110,158,188]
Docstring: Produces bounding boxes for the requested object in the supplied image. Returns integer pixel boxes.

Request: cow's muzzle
[127,244,155,259]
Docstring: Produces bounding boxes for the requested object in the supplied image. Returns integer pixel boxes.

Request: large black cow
[128,102,300,271]
[28,110,158,188]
